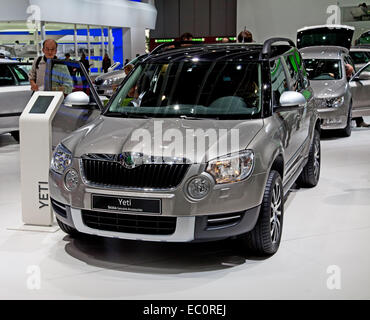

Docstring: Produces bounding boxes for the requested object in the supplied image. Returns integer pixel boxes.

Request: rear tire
[241,170,284,256]
[297,129,321,188]
[10,131,19,143]
[56,218,80,237]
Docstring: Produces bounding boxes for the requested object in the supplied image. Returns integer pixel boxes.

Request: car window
[295,51,310,89]
[107,61,262,120]
[0,64,16,86]
[9,64,29,83]
[270,58,289,106]
[358,63,370,79]
[350,51,370,65]
[303,59,342,80]
[47,60,101,108]
[284,52,303,91]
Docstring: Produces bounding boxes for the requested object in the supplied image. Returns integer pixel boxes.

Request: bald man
[29,39,58,91]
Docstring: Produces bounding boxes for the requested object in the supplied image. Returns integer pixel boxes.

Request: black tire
[297,129,321,188]
[56,218,80,237]
[10,131,19,143]
[242,170,284,256]
[341,105,352,137]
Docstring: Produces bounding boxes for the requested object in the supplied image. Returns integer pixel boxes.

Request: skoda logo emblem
[119,153,136,169]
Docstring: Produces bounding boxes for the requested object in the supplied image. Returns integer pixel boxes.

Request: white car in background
[0,59,32,142]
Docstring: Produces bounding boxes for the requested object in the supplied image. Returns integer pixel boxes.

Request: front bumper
[51,199,260,242]
[49,160,266,241]
[318,107,348,130]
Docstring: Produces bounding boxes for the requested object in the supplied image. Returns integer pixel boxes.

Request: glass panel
[0,64,16,86]
[270,58,289,105]
[48,60,98,104]
[108,61,262,120]
[303,59,343,80]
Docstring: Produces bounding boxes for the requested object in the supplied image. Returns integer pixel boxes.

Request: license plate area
[92,194,162,215]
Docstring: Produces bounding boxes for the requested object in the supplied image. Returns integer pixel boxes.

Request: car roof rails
[261,37,296,59]
[150,41,203,55]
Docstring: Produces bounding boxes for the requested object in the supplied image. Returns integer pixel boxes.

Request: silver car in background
[0,59,32,141]
[298,25,370,136]
[94,55,147,97]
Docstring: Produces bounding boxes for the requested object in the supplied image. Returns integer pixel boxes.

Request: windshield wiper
[105,111,151,119]
[179,115,220,120]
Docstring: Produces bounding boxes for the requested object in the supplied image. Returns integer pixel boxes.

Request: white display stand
[18,91,64,229]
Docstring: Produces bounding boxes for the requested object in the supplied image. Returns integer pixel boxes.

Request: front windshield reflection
[107,61,262,119]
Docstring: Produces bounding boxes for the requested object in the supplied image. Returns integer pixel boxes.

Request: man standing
[29,39,58,92]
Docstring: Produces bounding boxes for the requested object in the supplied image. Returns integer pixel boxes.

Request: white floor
[0,121,370,300]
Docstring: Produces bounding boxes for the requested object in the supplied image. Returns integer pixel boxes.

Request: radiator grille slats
[82,210,176,235]
[82,159,190,189]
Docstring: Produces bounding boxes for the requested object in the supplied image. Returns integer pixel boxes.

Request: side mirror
[279,91,307,108]
[64,91,90,107]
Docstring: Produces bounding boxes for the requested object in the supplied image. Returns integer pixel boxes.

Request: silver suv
[49,39,321,256]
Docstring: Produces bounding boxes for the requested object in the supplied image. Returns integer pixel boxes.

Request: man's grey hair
[43,39,58,48]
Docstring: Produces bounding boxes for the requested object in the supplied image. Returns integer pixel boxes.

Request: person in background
[29,39,58,92]
[102,53,111,73]
[238,28,254,43]
[124,64,134,76]
[80,52,90,73]
[180,32,193,41]
[125,58,130,65]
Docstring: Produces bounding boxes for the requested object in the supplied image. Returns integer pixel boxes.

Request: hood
[63,116,264,164]
[297,25,354,50]
[309,79,347,99]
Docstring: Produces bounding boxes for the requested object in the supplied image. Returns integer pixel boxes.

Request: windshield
[106,60,262,119]
[303,59,342,80]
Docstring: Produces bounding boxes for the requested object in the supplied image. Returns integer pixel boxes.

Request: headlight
[51,143,73,174]
[103,77,122,86]
[327,96,344,108]
[206,150,255,184]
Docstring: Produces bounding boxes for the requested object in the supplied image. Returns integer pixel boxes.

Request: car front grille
[81,158,190,189]
[81,210,176,235]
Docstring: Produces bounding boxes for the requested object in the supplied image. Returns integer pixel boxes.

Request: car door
[282,52,309,156]
[350,62,370,117]
[0,63,32,131]
[44,59,103,149]
[270,57,302,172]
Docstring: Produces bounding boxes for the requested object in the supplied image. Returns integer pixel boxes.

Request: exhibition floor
[0,122,370,300]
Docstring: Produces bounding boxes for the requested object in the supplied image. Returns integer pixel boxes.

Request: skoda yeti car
[298,25,370,136]
[49,39,321,256]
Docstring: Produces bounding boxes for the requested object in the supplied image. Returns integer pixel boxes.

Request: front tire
[242,170,284,256]
[297,129,321,188]
[341,105,352,137]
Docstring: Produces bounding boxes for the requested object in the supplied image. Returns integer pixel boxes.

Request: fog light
[187,176,211,200]
[64,169,79,191]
